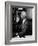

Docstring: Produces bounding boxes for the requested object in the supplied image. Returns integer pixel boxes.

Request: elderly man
[18,10,32,38]
[17,11,28,38]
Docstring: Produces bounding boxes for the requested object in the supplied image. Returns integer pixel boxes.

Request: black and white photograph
[11,7,32,38]
[5,2,37,44]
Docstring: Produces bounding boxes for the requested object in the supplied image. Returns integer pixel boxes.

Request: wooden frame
[5,1,37,44]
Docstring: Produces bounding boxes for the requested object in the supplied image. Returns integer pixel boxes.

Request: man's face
[21,11,26,19]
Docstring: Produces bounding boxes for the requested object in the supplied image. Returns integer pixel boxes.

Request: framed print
[5,1,37,44]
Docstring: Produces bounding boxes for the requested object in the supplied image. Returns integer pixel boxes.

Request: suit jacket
[18,18,32,37]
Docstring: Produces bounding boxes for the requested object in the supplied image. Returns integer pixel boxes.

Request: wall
[27,8,32,19]
[0,0,38,46]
